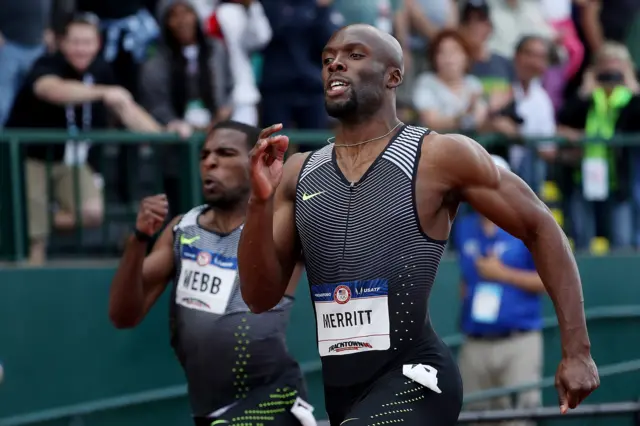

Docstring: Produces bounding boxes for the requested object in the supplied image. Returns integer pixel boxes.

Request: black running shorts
[324,355,463,426]
[193,378,309,426]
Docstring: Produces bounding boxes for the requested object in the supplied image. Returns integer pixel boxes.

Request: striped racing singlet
[295,125,447,387]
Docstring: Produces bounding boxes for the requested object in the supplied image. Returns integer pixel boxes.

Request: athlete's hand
[249,123,289,201]
[555,353,599,414]
[136,194,169,236]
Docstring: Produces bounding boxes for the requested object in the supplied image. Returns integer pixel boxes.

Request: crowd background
[1,1,639,423]
[0,0,639,263]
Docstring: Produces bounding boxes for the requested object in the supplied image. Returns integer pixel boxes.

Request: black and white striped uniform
[295,125,463,425]
[170,206,305,422]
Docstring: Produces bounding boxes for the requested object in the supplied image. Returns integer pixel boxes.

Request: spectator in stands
[579,0,640,55]
[206,0,272,126]
[486,0,555,60]
[141,0,231,218]
[71,0,161,209]
[540,0,585,111]
[557,41,640,251]
[455,156,545,426]
[400,0,457,111]
[0,0,58,126]
[5,13,162,265]
[458,0,514,120]
[259,0,336,131]
[490,35,556,194]
[412,29,488,132]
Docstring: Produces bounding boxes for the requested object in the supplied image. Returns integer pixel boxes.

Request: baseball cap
[461,0,490,23]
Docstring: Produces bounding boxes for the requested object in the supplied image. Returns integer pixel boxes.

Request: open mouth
[203,177,217,191]
[326,80,350,97]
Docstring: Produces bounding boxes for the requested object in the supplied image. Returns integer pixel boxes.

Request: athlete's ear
[387,68,402,89]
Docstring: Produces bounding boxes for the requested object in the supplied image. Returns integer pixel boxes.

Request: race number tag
[471,283,503,324]
[176,244,236,315]
[312,279,390,357]
[582,157,609,201]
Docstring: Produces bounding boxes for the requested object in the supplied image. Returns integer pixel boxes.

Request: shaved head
[333,24,404,73]
[322,25,404,122]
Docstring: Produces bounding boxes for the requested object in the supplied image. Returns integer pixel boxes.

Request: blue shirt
[453,213,542,335]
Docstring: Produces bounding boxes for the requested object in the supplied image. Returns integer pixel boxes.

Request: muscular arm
[239,153,307,313]
[108,216,180,328]
[454,152,589,356]
[34,76,107,105]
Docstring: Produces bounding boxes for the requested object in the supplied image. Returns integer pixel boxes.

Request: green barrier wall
[1,256,639,426]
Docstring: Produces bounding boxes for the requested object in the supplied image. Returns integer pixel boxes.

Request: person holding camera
[557,41,640,251]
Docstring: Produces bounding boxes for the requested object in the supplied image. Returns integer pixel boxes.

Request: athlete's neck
[199,204,246,234]
[334,109,401,155]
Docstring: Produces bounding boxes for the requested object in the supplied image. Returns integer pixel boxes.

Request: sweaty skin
[239,24,599,414]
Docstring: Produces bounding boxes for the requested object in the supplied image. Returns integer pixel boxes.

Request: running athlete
[238,25,599,426]
[109,120,315,426]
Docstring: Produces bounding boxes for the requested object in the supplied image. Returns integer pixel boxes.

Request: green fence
[3,129,640,261]
[1,255,640,426]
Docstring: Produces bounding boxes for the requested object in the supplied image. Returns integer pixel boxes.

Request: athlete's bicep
[429,133,500,191]
[140,216,180,314]
[461,169,549,242]
[273,153,307,281]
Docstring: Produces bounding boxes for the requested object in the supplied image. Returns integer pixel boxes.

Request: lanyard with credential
[63,74,94,166]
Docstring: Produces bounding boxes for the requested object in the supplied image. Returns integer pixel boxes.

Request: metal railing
[2,129,640,261]
[0,304,638,426]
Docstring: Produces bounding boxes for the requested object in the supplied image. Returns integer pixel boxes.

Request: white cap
[490,155,511,172]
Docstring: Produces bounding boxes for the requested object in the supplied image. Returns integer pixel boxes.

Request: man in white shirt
[491,35,556,194]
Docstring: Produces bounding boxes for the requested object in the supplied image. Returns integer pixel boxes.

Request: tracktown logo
[328,340,373,353]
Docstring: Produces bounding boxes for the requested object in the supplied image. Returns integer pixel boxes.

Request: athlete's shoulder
[173,205,206,232]
[420,132,499,188]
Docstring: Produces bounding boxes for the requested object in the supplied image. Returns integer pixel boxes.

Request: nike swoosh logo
[302,191,325,201]
[180,235,200,246]
[210,420,229,426]
[340,418,359,425]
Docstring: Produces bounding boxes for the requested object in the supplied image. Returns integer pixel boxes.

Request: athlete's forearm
[109,236,148,328]
[238,198,289,313]
[526,215,590,357]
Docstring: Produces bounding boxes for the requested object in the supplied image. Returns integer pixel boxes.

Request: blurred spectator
[5,14,162,265]
[400,0,457,107]
[458,0,514,117]
[557,41,640,251]
[72,0,161,209]
[141,0,230,218]
[73,0,160,96]
[579,0,640,55]
[0,0,58,126]
[206,0,272,126]
[455,156,544,426]
[486,0,555,60]
[490,35,556,194]
[413,29,487,132]
[259,0,336,130]
[540,0,585,111]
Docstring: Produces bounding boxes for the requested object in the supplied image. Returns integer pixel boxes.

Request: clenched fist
[136,194,169,236]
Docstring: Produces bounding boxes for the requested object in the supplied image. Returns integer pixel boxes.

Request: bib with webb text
[176,244,237,315]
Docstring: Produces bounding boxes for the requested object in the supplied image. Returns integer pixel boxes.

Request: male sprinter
[109,121,314,426]
[238,25,599,426]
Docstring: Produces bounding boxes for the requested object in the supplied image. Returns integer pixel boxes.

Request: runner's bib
[176,244,237,315]
[312,279,390,357]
